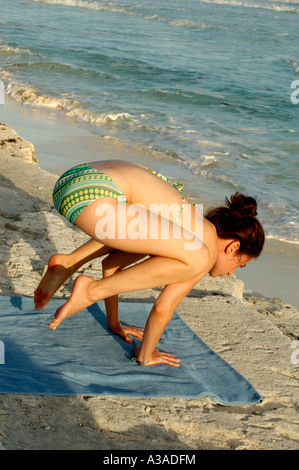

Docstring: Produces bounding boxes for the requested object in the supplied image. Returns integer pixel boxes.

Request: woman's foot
[34,254,76,310]
[48,275,97,330]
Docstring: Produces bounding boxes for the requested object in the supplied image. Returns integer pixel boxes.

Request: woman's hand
[109,322,144,343]
[134,346,180,367]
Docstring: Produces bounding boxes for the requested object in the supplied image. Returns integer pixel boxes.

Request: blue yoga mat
[0,296,262,406]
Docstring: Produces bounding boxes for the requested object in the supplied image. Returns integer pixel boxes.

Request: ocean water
[0,0,298,243]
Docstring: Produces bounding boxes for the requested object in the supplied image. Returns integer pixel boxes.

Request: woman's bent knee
[102,255,117,277]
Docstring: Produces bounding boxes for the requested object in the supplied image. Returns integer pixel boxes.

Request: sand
[0,122,298,451]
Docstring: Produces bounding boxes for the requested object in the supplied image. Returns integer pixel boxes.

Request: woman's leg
[48,197,206,330]
[34,239,114,309]
[102,250,146,342]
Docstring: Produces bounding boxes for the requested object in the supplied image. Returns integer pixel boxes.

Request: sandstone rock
[0,122,38,165]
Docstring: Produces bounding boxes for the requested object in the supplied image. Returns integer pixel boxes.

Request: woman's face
[209,248,252,278]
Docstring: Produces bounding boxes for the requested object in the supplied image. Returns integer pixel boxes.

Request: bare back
[89,160,181,207]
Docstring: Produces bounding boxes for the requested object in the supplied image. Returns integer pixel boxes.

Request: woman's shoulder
[202,217,218,261]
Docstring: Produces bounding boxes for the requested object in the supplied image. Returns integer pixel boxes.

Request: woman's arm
[136,272,205,366]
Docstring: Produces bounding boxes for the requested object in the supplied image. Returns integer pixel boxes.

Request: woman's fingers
[125,326,144,339]
[152,351,180,367]
[134,347,180,368]
[111,323,144,343]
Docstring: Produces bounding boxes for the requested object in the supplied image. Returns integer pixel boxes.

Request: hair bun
[226,192,258,217]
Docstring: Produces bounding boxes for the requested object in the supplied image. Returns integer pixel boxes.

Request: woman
[34,160,264,367]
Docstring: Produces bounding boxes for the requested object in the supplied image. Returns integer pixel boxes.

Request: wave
[198,0,299,14]
[29,0,299,15]
[194,168,239,187]
[2,73,225,137]
[198,154,221,167]
[66,106,136,125]
[2,75,207,139]
[182,158,239,188]
[141,88,222,108]
[286,58,299,73]
[144,15,213,29]
[27,0,214,28]
[0,43,39,57]
[30,0,128,12]
[4,80,138,128]
[5,59,112,82]
[266,234,299,245]
[6,81,79,111]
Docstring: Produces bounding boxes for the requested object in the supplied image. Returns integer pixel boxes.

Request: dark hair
[205,192,265,258]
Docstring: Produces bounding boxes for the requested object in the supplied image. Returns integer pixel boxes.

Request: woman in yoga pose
[34,160,264,367]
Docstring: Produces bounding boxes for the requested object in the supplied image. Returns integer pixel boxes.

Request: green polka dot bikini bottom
[53,163,185,225]
[52,163,127,224]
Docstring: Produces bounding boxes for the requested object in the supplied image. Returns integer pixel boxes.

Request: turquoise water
[0,0,298,242]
